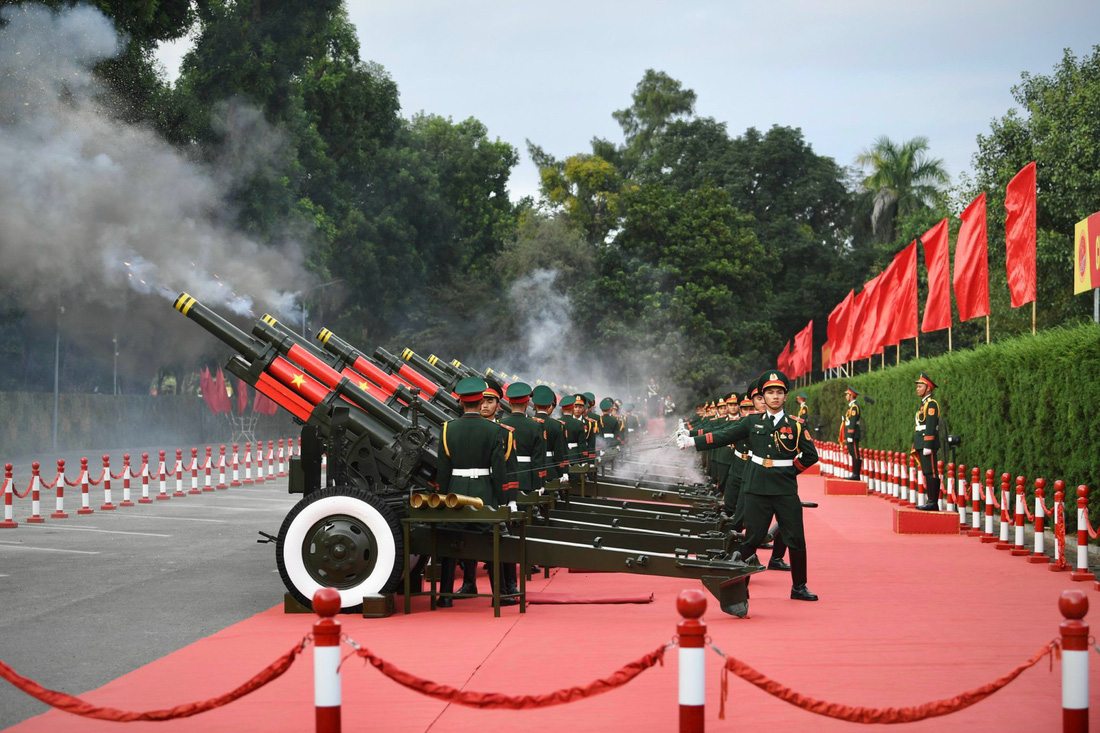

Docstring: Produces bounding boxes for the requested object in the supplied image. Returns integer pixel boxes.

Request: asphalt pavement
[0,478,301,729]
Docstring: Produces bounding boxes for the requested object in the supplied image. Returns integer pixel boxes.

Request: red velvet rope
[0,639,306,721]
[111,468,128,480]
[718,640,1056,724]
[1055,505,1067,568]
[1082,510,1099,541]
[13,478,35,499]
[351,643,666,709]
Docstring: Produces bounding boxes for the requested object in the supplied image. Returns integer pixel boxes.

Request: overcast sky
[157,1,1100,203]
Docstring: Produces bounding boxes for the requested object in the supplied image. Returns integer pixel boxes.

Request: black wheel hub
[302,514,378,588]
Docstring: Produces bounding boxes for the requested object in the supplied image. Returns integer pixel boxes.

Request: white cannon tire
[276,487,404,611]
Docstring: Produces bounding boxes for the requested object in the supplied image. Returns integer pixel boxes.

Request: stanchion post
[27,462,44,523]
[173,449,186,498]
[1051,481,1069,572]
[1071,486,1093,582]
[51,459,69,519]
[1030,479,1048,563]
[189,447,202,495]
[203,446,214,491]
[995,473,1013,549]
[1,463,16,528]
[77,457,93,515]
[1059,590,1089,733]
[119,454,134,507]
[1011,476,1028,556]
[230,443,242,487]
[216,445,228,489]
[156,450,170,501]
[981,469,998,543]
[99,455,116,510]
[312,588,342,733]
[677,589,706,733]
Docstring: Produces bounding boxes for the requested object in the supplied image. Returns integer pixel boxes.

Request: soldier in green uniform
[623,403,642,444]
[502,382,546,494]
[843,387,862,480]
[913,373,942,511]
[796,393,808,422]
[532,385,567,484]
[680,370,819,605]
[435,377,509,608]
[596,397,623,452]
[708,396,734,497]
[582,392,599,466]
[559,394,589,476]
[726,383,759,527]
[477,384,520,602]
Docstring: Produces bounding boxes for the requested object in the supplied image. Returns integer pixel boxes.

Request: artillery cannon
[173,294,759,617]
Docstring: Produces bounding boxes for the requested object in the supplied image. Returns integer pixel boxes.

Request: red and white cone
[1059,590,1089,733]
[1,463,16,528]
[77,458,93,516]
[312,588,342,733]
[99,455,116,510]
[1071,486,1093,582]
[677,589,706,733]
[27,462,45,523]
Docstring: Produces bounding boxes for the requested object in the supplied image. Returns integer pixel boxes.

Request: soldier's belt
[750,455,794,468]
[452,468,490,478]
[628,428,635,432]
[602,433,615,438]
[915,425,926,431]
[516,456,532,463]
[567,442,579,449]
[545,451,554,458]
[734,450,749,461]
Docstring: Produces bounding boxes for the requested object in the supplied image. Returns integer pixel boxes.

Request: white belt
[452,468,490,478]
[546,451,554,458]
[750,455,794,467]
[915,425,926,431]
[602,433,614,438]
[516,456,532,463]
[628,428,635,433]
[567,442,578,448]
[734,450,747,460]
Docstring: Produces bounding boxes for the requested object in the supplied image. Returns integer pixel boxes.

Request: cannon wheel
[276,486,404,611]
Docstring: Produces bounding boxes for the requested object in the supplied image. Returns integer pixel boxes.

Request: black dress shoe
[916,502,939,511]
[437,597,454,608]
[758,542,773,550]
[767,558,791,571]
[790,584,818,601]
[456,583,478,596]
[498,597,518,606]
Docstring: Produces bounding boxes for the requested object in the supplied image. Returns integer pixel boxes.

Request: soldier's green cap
[747,378,760,399]
[583,391,595,405]
[916,372,936,390]
[456,376,489,403]
[599,397,614,411]
[797,392,807,400]
[845,386,859,397]
[505,382,533,402]
[759,370,790,393]
[531,385,557,406]
[572,393,586,407]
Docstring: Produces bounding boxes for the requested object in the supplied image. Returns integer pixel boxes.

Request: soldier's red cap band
[483,388,501,398]
[460,394,484,403]
[508,396,530,404]
[761,378,785,390]
[917,376,935,390]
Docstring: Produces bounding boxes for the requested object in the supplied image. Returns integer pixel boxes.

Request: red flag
[253,390,279,416]
[236,379,249,414]
[213,368,231,414]
[1005,162,1037,308]
[777,340,791,373]
[199,367,219,416]
[824,290,854,368]
[889,240,918,343]
[846,288,868,361]
[793,320,813,377]
[853,273,884,360]
[954,193,990,322]
[921,219,951,333]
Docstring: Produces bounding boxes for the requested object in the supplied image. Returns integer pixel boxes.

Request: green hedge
[798,324,1100,529]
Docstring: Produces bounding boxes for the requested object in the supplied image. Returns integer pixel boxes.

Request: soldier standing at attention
[476,384,520,603]
[680,370,819,606]
[843,388,862,480]
[559,394,589,477]
[796,392,808,422]
[435,377,508,608]
[709,397,734,497]
[596,397,623,453]
[913,373,942,511]
[532,385,567,485]
[623,403,641,444]
[502,383,546,495]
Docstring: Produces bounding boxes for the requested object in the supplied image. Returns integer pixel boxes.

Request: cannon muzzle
[444,493,485,509]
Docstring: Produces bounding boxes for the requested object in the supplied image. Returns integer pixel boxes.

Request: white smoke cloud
[0,4,309,374]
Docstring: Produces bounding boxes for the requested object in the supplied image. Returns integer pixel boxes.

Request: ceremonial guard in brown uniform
[681,370,819,605]
[913,373,942,511]
[436,377,508,607]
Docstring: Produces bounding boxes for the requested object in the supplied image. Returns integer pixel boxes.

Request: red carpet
[5,473,1097,732]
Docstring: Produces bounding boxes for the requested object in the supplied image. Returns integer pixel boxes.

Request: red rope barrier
[0,638,307,721]
[13,478,34,499]
[1055,505,1067,569]
[1082,512,1099,541]
[350,643,667,709]
[87,469,105,487]
[718,640,1056,724]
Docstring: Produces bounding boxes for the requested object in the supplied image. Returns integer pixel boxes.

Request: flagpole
[948,326,952,352]
[915,334,919,359]
[985,315,990,344]
[1032,301,1036,335]
[896,344,900,365]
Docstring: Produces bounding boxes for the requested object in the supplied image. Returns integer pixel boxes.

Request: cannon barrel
[395,348,459,391]
[372,346,462,413]
[444,493,484,509]
[425,354,469,382]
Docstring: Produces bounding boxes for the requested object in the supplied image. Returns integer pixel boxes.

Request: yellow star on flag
[291,374,306,388]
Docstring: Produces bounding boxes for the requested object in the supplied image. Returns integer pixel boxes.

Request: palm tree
[856,136,949,243]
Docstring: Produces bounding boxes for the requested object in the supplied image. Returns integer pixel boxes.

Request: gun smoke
[0,4,309,385]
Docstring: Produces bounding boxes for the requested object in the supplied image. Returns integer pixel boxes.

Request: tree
[611,69,697,173]
[529,147,623,245]
[856,136,949,243]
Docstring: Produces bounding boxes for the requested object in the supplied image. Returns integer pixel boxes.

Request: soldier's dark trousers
[918,449,940,504]
[460,559,478,590]
[847,439,861,479]
[770,528,788,562]
[714,462,730,495]
[440,557,456,596]
[739,494,807,586]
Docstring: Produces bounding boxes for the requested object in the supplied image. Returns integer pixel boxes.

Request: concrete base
[893,507,960,535]
[825,478,868,496]
[362,593,396,619]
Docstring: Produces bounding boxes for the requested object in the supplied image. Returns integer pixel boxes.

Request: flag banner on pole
[953,193,990,322]
[890,240,918,343]
[824,290,854,369]
[921,218,952,333]
[846,288,868,361]
[1005,162,1037,308]
[852,273,884,361]
[1073,211,1100,295]
[777,340,791,373]
[793,320,813,377]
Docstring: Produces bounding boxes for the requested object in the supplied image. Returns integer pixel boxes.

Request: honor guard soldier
[843,387,862,480]
[796,393,808,422]
[477,384,520,602]
[559,394,589,475]
[582,392,599,466]
[532,385,567,484]
[913,373,942,511]
[596,397,623,452]
[623,403,642,444]
[680,370,819,606]
[435,377,509,608]
[502,382,546,494]
[709,396,735,497]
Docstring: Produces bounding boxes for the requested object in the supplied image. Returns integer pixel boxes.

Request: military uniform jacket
[437,414,507,508]
[560,415,588,465]
[710,416,735,466]
[500,412,546,492]
[912,395,941,452]
[797,403,808,422]
[693,412,818,496]
[596,414,623,446]
[535,411,568,482]
[495,421,520,498]
[844,401,861,441]
[584,415,598,460]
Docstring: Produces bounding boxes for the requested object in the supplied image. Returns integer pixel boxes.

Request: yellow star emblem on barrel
[291,374,305,388]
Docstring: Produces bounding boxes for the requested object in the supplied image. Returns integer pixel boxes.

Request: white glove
[536,488,545,496]
[676,433,692,450]
[922,448,932,456]
[507,501,518,513]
